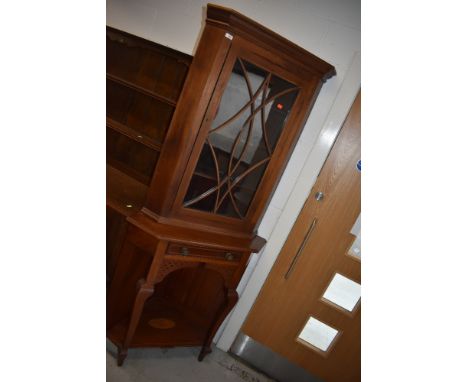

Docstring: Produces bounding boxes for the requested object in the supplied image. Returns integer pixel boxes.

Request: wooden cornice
[206,3,336,81]
[106,26,193,64]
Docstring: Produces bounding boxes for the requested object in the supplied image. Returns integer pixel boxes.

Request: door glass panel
[348,214,361,259]
[297,316,339,353]
[183,58,299,218]
[322,273,361,312]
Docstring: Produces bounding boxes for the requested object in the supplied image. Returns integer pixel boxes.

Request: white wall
[107,0,361,350]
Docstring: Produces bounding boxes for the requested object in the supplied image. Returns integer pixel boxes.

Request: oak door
[242,92,361,381]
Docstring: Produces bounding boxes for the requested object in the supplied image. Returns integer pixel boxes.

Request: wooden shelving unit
[106,26,192,286]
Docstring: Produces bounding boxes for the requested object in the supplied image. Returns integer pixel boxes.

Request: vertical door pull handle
[284,218,318,280]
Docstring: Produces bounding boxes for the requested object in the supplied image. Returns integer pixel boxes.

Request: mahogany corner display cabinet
[106,3,335,366]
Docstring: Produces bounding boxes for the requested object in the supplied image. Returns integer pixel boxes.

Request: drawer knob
[181,247,189,256]
[225,252,234,261]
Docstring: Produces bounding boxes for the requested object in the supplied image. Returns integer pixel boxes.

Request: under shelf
[107,117,162,152]
[107,298,206,348]
[107,164,148,217]
[107,73,177,107]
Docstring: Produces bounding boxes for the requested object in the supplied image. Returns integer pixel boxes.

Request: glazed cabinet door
[172,36,321,231]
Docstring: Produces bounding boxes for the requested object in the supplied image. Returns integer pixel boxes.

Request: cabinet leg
[198,288,238,362]
[117,348,128,366]
[120,240,169,358]
[198,345,212,361]
[122,282,155,351]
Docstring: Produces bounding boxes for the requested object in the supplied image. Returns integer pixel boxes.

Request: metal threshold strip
[230,333,323,382]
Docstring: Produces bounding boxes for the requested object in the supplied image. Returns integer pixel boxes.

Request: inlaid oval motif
[148,318,176,330]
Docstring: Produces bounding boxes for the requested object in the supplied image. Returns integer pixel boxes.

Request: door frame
[216,52,361,351]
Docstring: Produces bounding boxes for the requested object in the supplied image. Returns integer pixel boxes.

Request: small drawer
[166,243,242,263]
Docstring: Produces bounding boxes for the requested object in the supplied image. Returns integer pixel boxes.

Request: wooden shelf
[107,156,153,185]
[107,117,162,151]
[107,164,148,217]
[107,298,206,348]
[193,170,217,181]
[107,73,178,107]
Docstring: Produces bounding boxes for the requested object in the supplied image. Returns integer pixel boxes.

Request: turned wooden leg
[117,348,128,366]
[116,280,154,367]
[198,345,212,361]
[198,288,239,362]
[119,240,169,361]
[122,282,155,351]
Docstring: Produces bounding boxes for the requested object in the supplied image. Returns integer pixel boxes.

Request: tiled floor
[106,340,274,382]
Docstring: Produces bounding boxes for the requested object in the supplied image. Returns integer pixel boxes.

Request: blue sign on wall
[356,159,361,172]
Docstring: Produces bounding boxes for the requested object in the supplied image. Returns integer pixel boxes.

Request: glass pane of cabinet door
[183,58,299,218]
